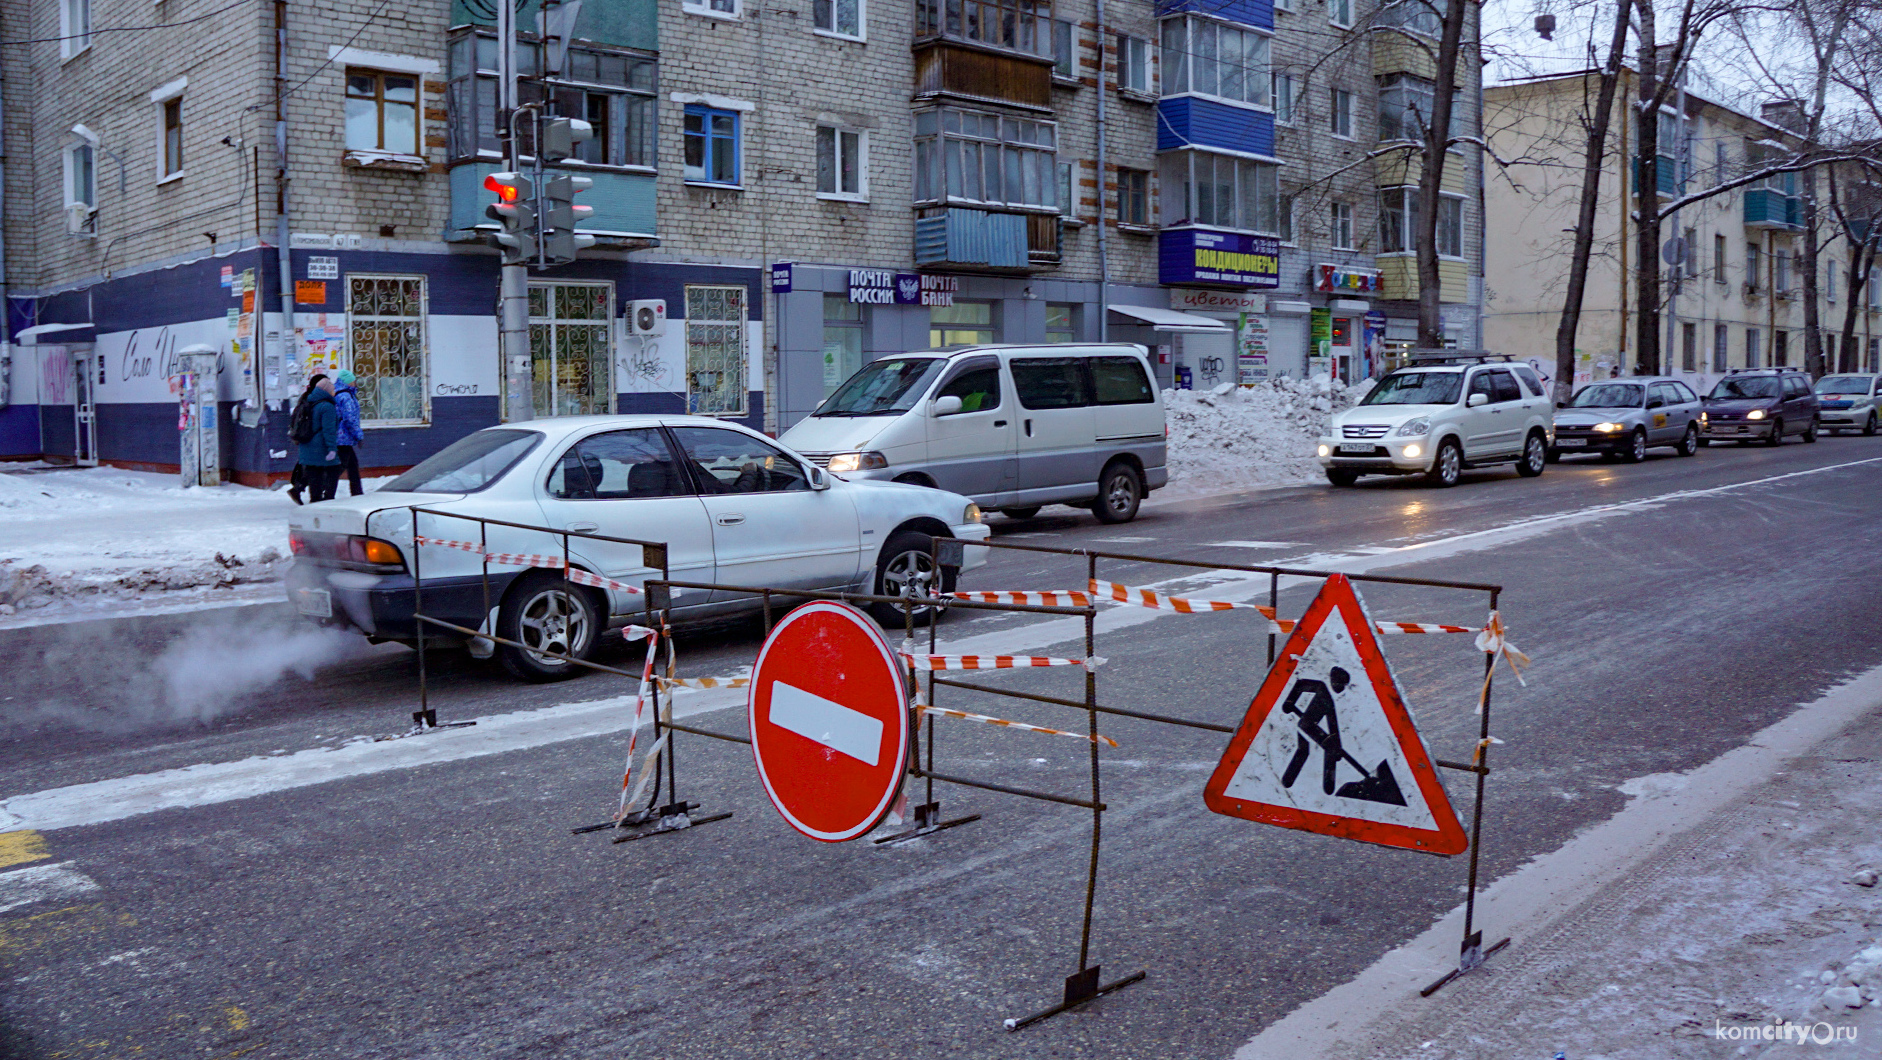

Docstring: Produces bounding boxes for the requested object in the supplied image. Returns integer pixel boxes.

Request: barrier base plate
[1420,932,1511,996]
[873,801,981,846]
[611,809,734,843]
[1004,966,1147,1031]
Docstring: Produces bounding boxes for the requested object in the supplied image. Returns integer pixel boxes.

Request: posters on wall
[1237,313,1269,384]
[1309,308,1333,378]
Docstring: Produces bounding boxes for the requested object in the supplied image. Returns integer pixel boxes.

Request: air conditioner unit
[629,299,667,337]
[65,203,95,236]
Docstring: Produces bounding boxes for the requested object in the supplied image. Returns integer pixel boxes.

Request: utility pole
[496,0,533,421]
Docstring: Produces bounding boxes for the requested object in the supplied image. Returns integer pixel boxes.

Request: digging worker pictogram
[1278,666,1407,806]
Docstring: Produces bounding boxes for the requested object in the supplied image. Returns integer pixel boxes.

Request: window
[1058,161,1076,217]
[1438,196,1463,257]
[1681,227,1697,278]
[1274,0,1293,11]
[1012,357,1090,408]
[1045,304,1078,343]
[816,126,866,199]
[527,282,614,417]
[914,0,1051,57]
[1377,0,1440,36]
[1117,167,1149,226]
[822,296,863,395]
[1714,141,1726,177]
[345,69,419,155]
[160,97,184,179]
[685,284,748,415]
[1329,0,1353,28]
[1160,17,1271,108]
[1330,201,1353,249]
[1091,357,1153,404]
[1330,87,1353,138]
[1746,243,1761,288]
[1378,74,1448,144]
[1512,365,1545,396]
[1714,233,1727,282]
[60,0,90,59]
[1713,324,1728,371]
[814,0,863,38]
[385,430,541,494]
[1117,34,1151,94]
[63,142,95,234]
[1272,72,1295,125]
[684,105,741,185]
[913,107,1058,210]
[1871,337,1880,373]
[447,32,656,167]
[1278,193,1295,242]
[671,427,810,494]
[930,301,996,346]
[1826,262,1837,301]
[939,360,1003,410]
[1681,323,1697,371]
[1746,327,1762,368]
[347,275,429,425]
[683,0,741,17]
[1774,330,1789,366]
[1775,249,1791,294]
[1052,18,1076,78]
[1158,151,1279,233]
[547,429,692,499]
[1871,267,1880,306]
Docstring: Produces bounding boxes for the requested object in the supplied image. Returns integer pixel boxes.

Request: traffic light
[483,172,536,266]
[541,172,596,265]
[539,117,593,163]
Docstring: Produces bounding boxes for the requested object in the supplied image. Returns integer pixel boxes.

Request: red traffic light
[484,173,520,203]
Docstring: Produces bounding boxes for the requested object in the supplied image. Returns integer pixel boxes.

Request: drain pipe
[1095,0,1109,342]
[271,0,294,420]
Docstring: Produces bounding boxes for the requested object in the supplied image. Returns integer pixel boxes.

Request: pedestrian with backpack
[285,374,327,505]
[332,370,365,497]
[294,375,343,503]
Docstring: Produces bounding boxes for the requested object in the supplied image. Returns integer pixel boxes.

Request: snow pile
[1157,375,1374,501]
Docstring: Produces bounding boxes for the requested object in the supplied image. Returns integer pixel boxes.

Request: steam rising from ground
[153,622,368,725]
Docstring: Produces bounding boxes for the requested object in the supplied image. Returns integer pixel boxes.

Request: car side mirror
[807,465,832,490]
[931,395,964,417]
[1647,399,1664,409]
[1467,392,1489,408]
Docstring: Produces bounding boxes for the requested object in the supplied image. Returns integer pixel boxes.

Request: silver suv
[1318,355,1555,487]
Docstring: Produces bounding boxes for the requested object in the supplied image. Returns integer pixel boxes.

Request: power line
[0,0,255,47]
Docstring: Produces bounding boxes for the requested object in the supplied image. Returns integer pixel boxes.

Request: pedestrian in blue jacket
[297,377,343,503]
[333,369,365,497]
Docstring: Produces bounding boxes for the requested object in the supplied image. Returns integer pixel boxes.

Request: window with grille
[347,275,429,425]
[527,282,614,418]
[685,285,748,416]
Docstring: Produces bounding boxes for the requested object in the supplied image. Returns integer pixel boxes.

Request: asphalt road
[4,436,1881,1059]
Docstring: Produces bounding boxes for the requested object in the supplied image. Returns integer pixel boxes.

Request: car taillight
[360,538,403,565]
[288,530,309,555]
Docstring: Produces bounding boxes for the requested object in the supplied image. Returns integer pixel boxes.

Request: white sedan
[285,414,990,680]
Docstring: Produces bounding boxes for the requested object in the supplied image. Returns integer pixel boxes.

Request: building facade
[0,0,1484,477]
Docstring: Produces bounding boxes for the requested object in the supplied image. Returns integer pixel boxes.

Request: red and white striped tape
[414,536,643,595]
[614,625,661,822]
[658,673,751,690]
[1376,621,1481,634]
[1089,578,1480,635]
[917,704,1118,748]
[943,590,1093,607]
[900,653,1105,672]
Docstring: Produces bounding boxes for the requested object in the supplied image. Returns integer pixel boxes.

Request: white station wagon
[285,415,990,680]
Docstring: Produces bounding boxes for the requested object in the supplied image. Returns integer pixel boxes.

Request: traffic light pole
[496,0,534,421]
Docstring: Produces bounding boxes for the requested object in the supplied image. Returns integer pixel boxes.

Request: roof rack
[1724,366,1790,374]
[1401,349,1511,366]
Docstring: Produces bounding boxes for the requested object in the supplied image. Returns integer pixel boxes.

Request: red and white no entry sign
[748,601,910,842]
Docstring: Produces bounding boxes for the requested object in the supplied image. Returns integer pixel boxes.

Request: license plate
[1557,438,1586,448]
[1338,442,1376,454]
[296,588,332,618]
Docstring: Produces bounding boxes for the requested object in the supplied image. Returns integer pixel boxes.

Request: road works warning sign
[1204,574,1468,855]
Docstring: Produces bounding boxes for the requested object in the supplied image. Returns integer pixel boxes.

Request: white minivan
[780,344,1167,523]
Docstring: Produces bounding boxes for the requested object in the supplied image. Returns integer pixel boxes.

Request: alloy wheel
[518,587,589,666]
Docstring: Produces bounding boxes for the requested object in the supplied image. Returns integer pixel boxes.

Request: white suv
[1317,357,1554,487]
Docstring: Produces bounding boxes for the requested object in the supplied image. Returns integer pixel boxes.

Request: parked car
[1549,377,1702,462]
[1813,373,1881,435]
[1318,355,1553,487]
[1699,369,1819,446]
[285,415,991,681]
[778,344,1166,524]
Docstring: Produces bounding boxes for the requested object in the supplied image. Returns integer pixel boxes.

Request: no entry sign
[748,602,910,842]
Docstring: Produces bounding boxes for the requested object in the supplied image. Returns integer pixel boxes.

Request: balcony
[1744,188,1803,230]
[913,39,1053,110]
[1630,154,1680,199]
[915,206,1059,270]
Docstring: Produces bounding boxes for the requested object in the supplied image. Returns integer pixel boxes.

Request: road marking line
[4,455,1873,835]
[0,861,101,914]
[768,682,883,766]
[0,830,50,869]
[1206,540,1307,549]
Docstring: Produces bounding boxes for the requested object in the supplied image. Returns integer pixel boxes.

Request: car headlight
[1746,409,1766,420]
[963,503,983,524]
[1403,443,1423,458]
[1593,422,1625,433]
[1395,417,1431,437]
[1317,443,1331,457]
[1698,412,1708,423]
[826,451,888,473]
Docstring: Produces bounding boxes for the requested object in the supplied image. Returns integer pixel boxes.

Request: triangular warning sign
[1204,574,1468,856]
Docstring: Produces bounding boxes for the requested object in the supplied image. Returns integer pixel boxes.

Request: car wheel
[1325,469,1360,487]
[1621,427,1647,463]
[1803,418,1818,443]
[1765,419,1784,446]
[1864,412,1878,437]
[497,571,600,683]
[1425,438,1462,488]
[1001,506,1043,520]
[1516,431,1546,477]
[1677,423,1699,457]
[869,530,956,626]
[1091,462,1144,524]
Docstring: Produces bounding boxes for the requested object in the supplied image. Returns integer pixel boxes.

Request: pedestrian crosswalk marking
[0,861,101,915]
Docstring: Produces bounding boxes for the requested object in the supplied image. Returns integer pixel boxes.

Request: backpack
[288,396,317,444]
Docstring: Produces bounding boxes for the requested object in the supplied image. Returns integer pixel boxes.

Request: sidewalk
[1242,668,1882,1059]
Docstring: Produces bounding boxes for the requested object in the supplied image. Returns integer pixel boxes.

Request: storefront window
[526,281,614,417]
[931,300,996,347]
[822,295,864,395]
[1045,303,1077,342]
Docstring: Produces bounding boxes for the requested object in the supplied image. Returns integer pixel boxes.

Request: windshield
[813,357,947,416]
[1816,375,1872,395]
[1708,377,1780,400]
[382,430,542,493]
[1360,370,1462,406]
[1569,384,1644,408]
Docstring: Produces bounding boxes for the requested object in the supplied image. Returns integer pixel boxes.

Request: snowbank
[1155,375,1372,502]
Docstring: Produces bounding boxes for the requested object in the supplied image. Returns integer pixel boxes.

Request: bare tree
[1415,0,1472,347]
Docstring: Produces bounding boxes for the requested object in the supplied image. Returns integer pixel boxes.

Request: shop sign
[770,262,794,293]
[1170,289,1268,314]
[1160,230,1281,288]
[914,274,957,307]
[844,271,959,306]
[1314,263,1384,294]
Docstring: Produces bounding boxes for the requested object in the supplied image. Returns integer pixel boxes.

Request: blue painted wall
[1157,97,1276,156]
